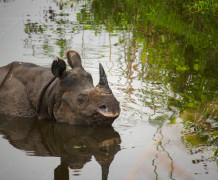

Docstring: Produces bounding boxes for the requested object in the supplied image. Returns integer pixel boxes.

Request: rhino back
[0,62,53,117]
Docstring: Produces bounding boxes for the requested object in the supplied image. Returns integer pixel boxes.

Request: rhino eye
[77,94,86,104]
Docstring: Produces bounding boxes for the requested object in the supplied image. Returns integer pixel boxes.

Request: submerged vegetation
[24,0,217,156]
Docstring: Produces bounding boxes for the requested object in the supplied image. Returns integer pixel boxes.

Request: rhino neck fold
[36,76,56,113]
[36,76,57,120]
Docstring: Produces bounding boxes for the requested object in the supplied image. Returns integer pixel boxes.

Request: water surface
[0,0,217,180]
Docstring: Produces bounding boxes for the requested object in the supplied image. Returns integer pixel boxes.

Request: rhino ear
[66,50,82,69]
[51,58,66,78]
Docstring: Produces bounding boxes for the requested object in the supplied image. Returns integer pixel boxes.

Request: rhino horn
[95,63,112,94]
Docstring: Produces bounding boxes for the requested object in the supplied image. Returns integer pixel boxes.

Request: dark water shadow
[0,114,121,180]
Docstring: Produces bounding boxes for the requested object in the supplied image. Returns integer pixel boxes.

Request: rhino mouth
[90,112,119,126]
[97,108,120,118]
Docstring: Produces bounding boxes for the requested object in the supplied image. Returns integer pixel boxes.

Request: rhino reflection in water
[0,50,120,126]
[0,115,121,180]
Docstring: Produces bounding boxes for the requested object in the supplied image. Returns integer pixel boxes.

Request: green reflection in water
[75,0,217,153]
[23,0,217,157]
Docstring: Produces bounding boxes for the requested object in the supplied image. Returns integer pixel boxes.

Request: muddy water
[0,0,217,180]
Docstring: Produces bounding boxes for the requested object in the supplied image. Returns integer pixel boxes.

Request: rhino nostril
[99,105,107,110]
[97,104,119,118]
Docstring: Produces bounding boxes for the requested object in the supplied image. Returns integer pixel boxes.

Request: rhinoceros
[0,50,120,125]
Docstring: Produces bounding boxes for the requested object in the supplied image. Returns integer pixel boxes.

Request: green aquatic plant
[180,107,218,156]
[185,0,217,16]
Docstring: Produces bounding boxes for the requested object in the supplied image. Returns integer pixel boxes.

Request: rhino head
[50,50,120,126]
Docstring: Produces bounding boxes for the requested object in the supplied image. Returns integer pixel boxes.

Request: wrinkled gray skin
[0,50,120,126]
